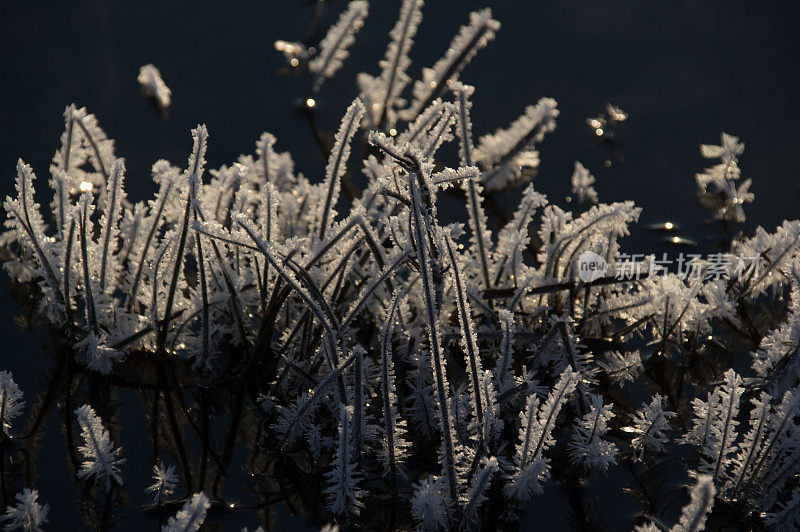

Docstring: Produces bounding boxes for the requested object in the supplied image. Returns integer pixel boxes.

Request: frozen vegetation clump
[2,1,800,530]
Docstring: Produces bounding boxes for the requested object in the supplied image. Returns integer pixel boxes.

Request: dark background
[1,0,799,529]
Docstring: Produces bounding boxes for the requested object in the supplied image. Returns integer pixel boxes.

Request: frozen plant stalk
[74,404,125,490]
[163,492,210,532]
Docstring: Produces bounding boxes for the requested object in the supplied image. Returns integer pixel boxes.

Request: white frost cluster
[163,492,210,532]
[0,371,24,435]
[2,489,49,532]
[4,2,800,530]
[75,404,125,490]
[309,1,369,90]
[146,463,179,504]
[696,132,753,222]
[570,161,598,204]
[137,64,172,108]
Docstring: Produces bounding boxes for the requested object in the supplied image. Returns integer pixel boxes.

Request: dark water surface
[1,0,799,529]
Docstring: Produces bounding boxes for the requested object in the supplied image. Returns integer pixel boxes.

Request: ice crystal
[358,0,423,127]
[637,475,716,532]
[629,394,675,461]
[402,9,500,121]
[411,476,448,531]
[137,64,172,108]
[570,162,598,204]
[567,394,618,474]
[0,371,24,435]
[75,404,125,490]
[163,492,210,532]
[146,463,179,504]
[309,1,369,90]
[696,132,753,222]
[506,368,579,500]
[1,489,48,532]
